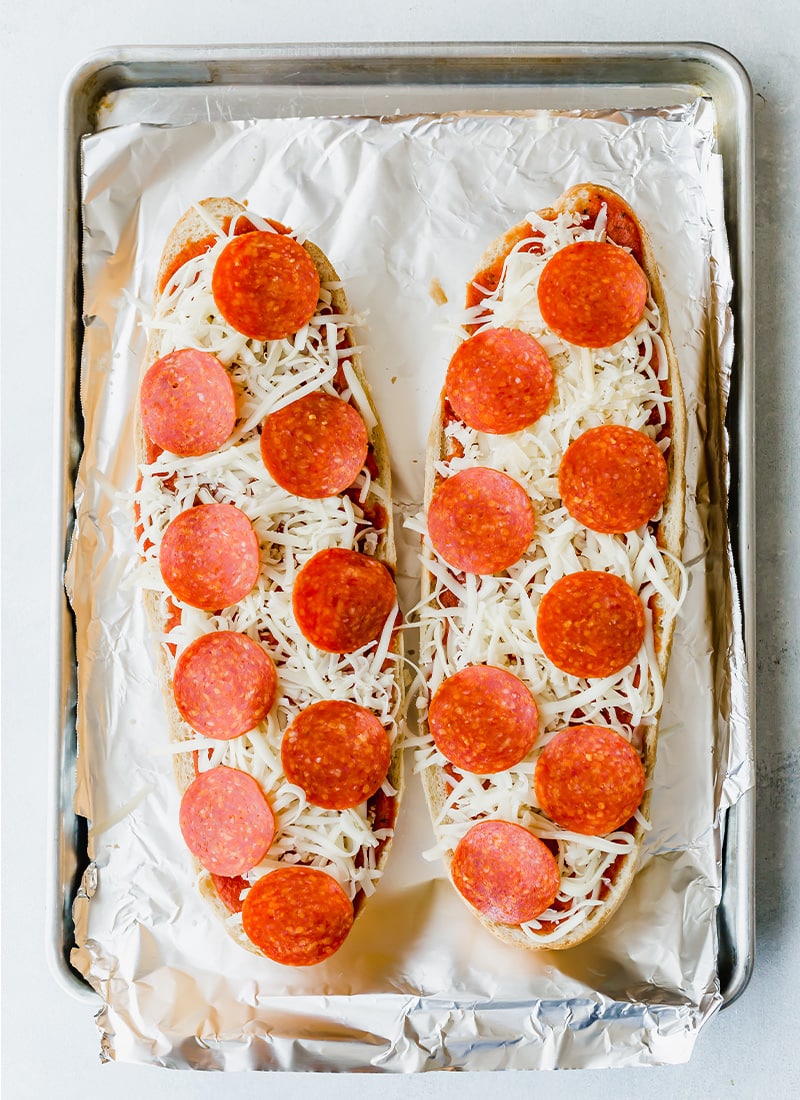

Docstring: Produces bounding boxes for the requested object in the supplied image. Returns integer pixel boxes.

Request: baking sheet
[51,40,757,1064]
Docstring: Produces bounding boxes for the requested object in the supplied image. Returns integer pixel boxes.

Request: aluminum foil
[67,97,750,1070]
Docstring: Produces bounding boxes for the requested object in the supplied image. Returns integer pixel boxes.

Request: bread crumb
[429,278,448,305]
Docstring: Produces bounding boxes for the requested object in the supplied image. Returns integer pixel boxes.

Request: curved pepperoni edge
[534,725,646,836]
[536,571,646,679]
[445,328,554,435]
[241,866,354,966]
[559,425,668,534]
[179,766,275,877]
[159,504,260,612]
[427,467,535,575]
[173,632,277,740]
[292,547,397,654]
[260,391,368,498]
[212,232,320,342]
[451,820,560,925]
[140,349,236,458]
[428,665,538,774]
[537,241,647,349]
[281,699,391,810]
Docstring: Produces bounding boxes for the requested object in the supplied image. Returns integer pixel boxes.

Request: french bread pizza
[133,198,403,967]
[414,183,687,949]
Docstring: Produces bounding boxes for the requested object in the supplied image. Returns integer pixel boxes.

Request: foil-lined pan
[50,44,754,1071]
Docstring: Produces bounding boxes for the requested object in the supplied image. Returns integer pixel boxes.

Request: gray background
[1,2,793,1096]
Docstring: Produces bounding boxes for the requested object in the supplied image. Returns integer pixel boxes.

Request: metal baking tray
[50,41,754,1007]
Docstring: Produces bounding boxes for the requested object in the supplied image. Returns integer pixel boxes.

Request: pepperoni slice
[211,873,248,914]
[173,631,277,739]
[281,700,390,809]
[179,766,275,876]
[429,665,538,774]
[212,231,320,341]
[241,866,354,966]
[445,328,554,435]
[292,547,396,653]
[537,240,647,348]
[451,820,560,925]
[159,504,260,611]
[559,425,668,533]
[534,725,646,835]
[139,349,236,457]
[536,571,645,678]
[260,392,368,498]
[427,467,535,575]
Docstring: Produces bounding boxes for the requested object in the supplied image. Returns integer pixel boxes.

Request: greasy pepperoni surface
[179,766,275,876]
[281,699,391,809]
[537,240,647,348]
[241,866,354,966]
[427,467,535,575]
[173,631,277,739]
[536,571,646,679]
[260,391,368,498]
[159,504,260,611]
[559,424,668,533]
[446,328,554,435]
[292,547,396,653]
[534,725,646,835]
[451,820,560,925]
[140,348,236,457]
[429,665,539,774]
[212,231,320,341]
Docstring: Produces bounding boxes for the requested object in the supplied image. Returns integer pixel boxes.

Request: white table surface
[1,2,794,1096]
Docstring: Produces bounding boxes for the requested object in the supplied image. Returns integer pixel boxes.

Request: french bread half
[134,198,403,962]
[417,183,686,950]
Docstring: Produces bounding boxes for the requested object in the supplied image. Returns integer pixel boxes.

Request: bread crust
[420,183,686,950]
[136,198,402,955]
